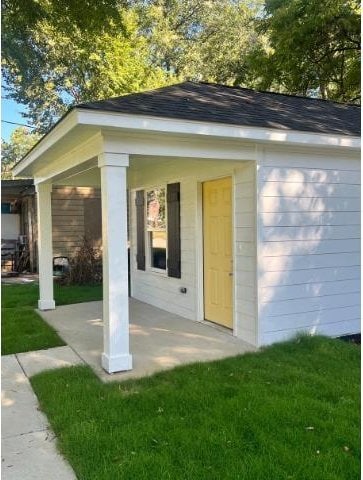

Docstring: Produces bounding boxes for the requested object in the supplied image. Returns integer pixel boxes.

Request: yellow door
[203,177,233,328]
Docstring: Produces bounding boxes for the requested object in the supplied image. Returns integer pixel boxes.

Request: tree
[2,0,266,132]
[138,0,265,85]
[1,127,40,179]
[248,0,361,102]
[2,0,359,138]
[2,1,175,133]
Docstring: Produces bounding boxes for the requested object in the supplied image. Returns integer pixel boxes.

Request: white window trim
[145,185,168,276]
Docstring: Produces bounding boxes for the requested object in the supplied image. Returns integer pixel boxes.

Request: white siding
[257,149,361,345]
[234,162,257,345]
[128,157,257,344]
[2,214,20,240]
[129,176,197,321]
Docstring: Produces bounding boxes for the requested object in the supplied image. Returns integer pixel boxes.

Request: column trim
[38,299,56,310]
[101,353,133,373]
[98,152,129,168]
[35,182,55,311]
[99,158,132,373]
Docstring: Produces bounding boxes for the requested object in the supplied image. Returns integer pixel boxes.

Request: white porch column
[98,152,132,373]
[35,183,55,310]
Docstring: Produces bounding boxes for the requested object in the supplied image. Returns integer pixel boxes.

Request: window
[135,183,180,278]
[146,187,167,270]
[1,203,12,214]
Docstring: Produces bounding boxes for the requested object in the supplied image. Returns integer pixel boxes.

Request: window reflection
[147,188,166,270]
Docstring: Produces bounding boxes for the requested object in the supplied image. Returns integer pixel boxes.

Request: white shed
[13,82,361,373]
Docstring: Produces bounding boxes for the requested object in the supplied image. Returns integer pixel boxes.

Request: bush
[64,237,102,285]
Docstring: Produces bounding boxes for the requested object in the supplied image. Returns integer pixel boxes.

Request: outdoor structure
[1,180,34,243]
[1,179,101,271]
[1,179,36,271]
[13,81,361,374]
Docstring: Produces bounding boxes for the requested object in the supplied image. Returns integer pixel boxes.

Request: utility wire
[2,119,35,129]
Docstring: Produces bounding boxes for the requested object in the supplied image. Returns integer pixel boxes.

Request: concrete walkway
[2,347,82,480]
[39,298,255,382]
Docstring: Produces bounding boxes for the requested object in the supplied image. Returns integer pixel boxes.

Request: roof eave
[13,108,78,177]
[13,108,361,177]
[77,108,361,149]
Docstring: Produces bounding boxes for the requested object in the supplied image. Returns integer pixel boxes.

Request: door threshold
[201,319,233,335]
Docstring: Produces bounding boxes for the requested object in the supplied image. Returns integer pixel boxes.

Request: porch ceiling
[38,298,255,382]
[52,154,246,187]
[52,165,101,187]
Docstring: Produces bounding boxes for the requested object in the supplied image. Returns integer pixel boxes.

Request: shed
[13,81,361,373]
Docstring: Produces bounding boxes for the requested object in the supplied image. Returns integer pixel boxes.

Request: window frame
[145,185,168,275]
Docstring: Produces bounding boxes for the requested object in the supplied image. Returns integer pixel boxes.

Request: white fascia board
[13,107,361,177]
[13,109,79,176]
[33,132,102,184]
[77,109,361,150]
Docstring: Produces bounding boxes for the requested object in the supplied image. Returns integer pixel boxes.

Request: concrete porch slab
[39,298,255,382]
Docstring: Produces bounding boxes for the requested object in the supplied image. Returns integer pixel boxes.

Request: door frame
[196,173,236,334]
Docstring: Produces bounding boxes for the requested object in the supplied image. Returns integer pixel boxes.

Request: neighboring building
[1,179,101,271]
[1,179,35,271]
[13,81,361,373]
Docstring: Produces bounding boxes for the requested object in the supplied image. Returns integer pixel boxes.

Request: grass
[2,282,102,355]
[31,335,360,480]
[2,283,103,308]
[2,306,64,355]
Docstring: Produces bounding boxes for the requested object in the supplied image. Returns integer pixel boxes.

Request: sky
[1,91,30,142]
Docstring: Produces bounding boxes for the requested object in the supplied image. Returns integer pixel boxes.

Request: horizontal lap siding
[257,151,361,345]
[262,319,359,345]
[129,158,257,337]
[129,169,198,320]
[51,187,101,258]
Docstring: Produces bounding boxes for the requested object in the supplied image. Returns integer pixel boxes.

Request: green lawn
[31,336,360,480]
[2,283,103,308]
[2,282,102,355]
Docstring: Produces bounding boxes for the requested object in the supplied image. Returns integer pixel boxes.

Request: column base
[101,352,133,374]
[38,299,56,310]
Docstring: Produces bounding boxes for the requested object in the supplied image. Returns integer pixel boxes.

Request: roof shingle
[77,81,360,137]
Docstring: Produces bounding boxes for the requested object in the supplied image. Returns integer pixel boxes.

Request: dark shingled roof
[77,81,360,137]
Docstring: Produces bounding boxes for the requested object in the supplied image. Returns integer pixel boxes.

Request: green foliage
[138,0,265,85]
[31,336,360,479]
[2,0,360,136]
[249,0,361,101]
[2,1,174,132]
[1,127,40,179]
